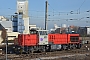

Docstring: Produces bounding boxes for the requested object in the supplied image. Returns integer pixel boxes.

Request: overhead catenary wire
[0,0,89,23]
[78,0,87,14]
[0,7,89,16]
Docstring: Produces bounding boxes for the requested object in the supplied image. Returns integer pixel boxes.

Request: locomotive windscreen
[39,31,47,35]
[70,36,79,42]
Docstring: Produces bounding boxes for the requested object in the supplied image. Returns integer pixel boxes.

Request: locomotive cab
[29,29,49,52]
[30,29,49,45]
[37,30,48,45]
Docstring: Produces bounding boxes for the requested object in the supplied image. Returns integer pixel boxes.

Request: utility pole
[6,33,8,60]
[45,0,48,30]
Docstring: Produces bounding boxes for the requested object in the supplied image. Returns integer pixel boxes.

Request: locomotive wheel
[31,50,34,53]
[42,46,46,52]
[77,44,82,49]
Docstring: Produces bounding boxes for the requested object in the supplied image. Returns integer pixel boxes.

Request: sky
[0,0,90,29]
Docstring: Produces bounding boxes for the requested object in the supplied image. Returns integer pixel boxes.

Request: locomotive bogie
[50,44,62,51]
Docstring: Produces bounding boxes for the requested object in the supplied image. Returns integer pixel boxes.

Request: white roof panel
[0,21,12,28]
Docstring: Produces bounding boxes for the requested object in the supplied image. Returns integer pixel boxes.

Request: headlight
[13,47,15,48]
[18,47,20,49]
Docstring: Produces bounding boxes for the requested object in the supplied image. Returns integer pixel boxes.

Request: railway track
[0,44,90,60]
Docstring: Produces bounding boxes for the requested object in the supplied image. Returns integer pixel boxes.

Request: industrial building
[0,0,33,44]
[17,0,29,34]
[0,21,19,44]
[0,21,13,32]
[0,16,8,21]
[29,25,37,30]
[11,0,30,34]
[11,14,25,33]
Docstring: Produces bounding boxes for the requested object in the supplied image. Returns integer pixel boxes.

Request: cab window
[39,31,47,35]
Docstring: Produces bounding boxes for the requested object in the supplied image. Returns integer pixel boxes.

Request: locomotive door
[37,30,48,45]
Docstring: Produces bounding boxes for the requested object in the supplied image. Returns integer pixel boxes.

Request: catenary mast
[45,0,48,30]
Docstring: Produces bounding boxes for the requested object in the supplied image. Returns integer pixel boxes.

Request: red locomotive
[7,29,81,54]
